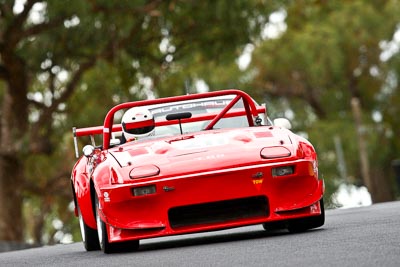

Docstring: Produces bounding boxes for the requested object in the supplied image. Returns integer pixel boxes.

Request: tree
[0,0,273,244]
[247,0,400,203]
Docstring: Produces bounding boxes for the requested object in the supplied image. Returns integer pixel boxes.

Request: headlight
[260,146,291,159]
[129,165,160,179]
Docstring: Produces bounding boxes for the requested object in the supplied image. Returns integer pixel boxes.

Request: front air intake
[168,196,269,229]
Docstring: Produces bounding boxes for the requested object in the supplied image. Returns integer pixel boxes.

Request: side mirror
[83,145,95,157]
[273,118,292,129]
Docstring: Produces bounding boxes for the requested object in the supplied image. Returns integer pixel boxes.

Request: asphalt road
[1,201,400,267]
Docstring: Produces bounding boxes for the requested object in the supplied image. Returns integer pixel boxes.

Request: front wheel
[287,198,325,233]
[94,194,139,253]
[77,203,100,251]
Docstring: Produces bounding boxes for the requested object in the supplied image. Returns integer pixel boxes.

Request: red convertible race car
[71,89,324,253]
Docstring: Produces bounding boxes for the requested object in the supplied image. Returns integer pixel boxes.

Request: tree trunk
[370,168,395,203]
[0,50,29,242]
[0,154,24,241]
[351,97,395,203]
[0,92,26,242]
[351,98,372,190]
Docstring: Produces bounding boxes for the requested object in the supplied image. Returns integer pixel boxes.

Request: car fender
[72,156,97,229]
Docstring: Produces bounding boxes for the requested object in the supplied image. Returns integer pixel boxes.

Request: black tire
[287,198,325,233]
[94,194,139,254]
[77,204,100,251]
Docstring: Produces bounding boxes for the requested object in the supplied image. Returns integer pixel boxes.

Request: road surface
[1,201,400,267]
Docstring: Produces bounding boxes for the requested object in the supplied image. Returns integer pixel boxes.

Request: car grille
[168,196,269,229]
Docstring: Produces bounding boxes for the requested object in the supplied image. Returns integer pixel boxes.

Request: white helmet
[121,107,155,141]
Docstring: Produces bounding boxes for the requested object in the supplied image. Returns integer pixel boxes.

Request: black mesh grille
[168,196,269,229]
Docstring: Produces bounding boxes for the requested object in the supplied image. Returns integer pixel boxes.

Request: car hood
[109,127,295,177]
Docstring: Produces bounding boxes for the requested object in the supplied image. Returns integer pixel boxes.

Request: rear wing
[73,89,266,158]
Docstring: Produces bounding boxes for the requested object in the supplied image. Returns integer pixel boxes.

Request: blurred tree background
[0,0,399,246]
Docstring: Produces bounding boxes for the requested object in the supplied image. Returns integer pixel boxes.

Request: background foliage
[0,0,399,246]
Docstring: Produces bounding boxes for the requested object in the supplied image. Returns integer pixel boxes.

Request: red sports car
[71,89,324,253]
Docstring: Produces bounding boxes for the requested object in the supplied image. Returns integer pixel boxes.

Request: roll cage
[73,89,266,158]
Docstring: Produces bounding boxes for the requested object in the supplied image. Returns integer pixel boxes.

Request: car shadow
[136,227,325,252]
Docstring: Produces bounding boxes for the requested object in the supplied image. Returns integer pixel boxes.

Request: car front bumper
[96,159,324,243]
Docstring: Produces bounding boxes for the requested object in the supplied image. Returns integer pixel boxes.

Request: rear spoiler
[72,125,123,158]
[73,89,266,158]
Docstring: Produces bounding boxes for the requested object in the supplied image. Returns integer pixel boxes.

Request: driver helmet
[121,107,155,141]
